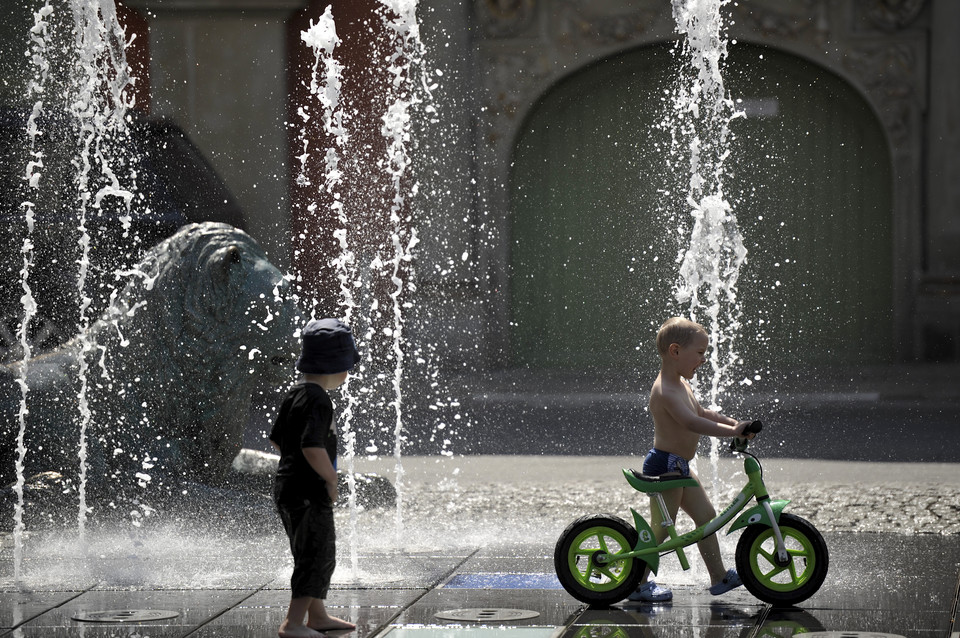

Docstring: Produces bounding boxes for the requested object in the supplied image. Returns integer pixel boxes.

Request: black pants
[277,499,336,599]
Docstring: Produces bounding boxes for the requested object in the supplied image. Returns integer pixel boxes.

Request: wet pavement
[437,364,960,462]
[2,455,959,638]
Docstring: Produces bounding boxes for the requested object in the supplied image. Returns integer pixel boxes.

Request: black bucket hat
[296,318,361,374]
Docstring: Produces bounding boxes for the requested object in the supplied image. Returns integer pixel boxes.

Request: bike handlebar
[729,420,762,453]
[743,420,763,435]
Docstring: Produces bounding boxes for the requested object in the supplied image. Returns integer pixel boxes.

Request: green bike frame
[597,456,791,573]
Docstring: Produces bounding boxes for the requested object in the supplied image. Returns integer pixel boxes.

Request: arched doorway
[508,42,893,372]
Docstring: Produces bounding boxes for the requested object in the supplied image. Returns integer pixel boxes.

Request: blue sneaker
[628,580,673,602]
[708,569,742,595]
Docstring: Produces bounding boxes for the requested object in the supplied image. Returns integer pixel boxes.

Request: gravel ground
[343,455,960,540]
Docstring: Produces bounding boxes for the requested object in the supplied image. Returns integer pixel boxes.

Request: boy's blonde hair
[656,317,707,355]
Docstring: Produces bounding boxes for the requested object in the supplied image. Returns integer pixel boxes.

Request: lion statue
[0,222,302,507]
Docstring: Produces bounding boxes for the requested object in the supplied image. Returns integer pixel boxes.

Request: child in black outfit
[270,318,360,638]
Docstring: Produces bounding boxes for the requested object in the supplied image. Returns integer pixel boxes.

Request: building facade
[1,0,957,371]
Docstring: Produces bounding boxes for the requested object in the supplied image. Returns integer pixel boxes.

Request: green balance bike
[554,421,828,607]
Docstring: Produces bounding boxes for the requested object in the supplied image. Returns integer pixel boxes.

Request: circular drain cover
[805,633,906,638]
[73,609,180,623]
[435,608,540,622]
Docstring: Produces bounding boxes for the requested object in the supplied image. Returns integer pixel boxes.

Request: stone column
[926,0,960,273]
[286,0,395,309]
[127,0,306,269]
[286,0,486,372]
[920,0,960,359]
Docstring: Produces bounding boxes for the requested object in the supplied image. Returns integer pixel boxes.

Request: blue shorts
[642,449,691,478]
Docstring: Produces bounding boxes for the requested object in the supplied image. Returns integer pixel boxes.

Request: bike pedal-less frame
[554,424,829,607]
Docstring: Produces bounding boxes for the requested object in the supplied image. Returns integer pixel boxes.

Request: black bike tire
[554,514,642,606]
[735,512,829,606]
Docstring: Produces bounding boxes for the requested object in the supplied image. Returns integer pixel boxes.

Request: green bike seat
[622,468,698,493]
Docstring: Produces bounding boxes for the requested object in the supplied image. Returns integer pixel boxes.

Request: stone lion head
[2,222,303,502]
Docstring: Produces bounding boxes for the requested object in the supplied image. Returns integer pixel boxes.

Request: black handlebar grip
[744,420,763,434]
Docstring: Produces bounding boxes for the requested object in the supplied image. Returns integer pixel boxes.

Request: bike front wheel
[554,514,642,606]
[735,512,829,606]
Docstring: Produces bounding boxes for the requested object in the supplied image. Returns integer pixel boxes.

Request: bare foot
[279,620,326,638]
[307,616,356,632]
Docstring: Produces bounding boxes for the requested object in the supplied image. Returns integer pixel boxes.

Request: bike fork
[760,498,790,565]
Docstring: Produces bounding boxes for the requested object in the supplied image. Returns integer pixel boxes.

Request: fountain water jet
[3,0,473,592]
[667,0,748,488]
[2,2,321,591]
[671,0,747,396]
[13,0,137,579]
[299,6,364,574]
[66,0,137,537]
[12,0,56,586]
[377,0,428,547]
[293,0,434,557]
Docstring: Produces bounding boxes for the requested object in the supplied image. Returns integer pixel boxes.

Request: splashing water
[296,0,433,552]
[669,0,747,477]
[378,0,428,545]
[67,0,137,536]
[13,0,138,579]
[299,6,363,575]
[13,0,56,582]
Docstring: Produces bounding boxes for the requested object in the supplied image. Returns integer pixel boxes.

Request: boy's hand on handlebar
[730,420,761,452]
[734,419,758,439]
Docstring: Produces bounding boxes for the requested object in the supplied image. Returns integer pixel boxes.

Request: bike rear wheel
[735,513,828,606]
[554,514,642,605]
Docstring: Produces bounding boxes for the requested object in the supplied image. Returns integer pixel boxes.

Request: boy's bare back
[649,372,707,460]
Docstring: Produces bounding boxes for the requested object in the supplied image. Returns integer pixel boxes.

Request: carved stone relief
[856,0,927,32]
[481,49,549,148]
[474,0,537,38]
[731,0,829,47]
[843,41,921,146]
[554,1,660,47]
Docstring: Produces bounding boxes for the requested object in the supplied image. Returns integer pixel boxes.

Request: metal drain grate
[73,609,180,623]
[435,608,540,622]
[805,633,906,638]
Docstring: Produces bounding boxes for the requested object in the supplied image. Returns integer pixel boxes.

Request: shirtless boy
[630,317,755,603]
